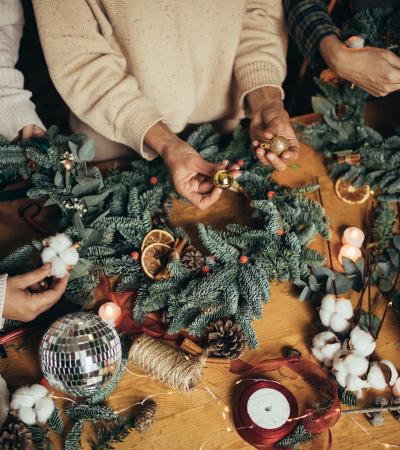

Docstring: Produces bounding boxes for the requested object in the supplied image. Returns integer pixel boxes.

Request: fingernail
[267,154,276,161]
[256,148,264,156]
[43,263,51,270]
[282,153,290,159]
[222,159,229,165]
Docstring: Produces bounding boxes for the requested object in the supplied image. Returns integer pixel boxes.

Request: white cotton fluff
[11,387,36,409]
[346,376,369,398]
[349,326,376,357]
[367,363,387,390]
[343,354,369,377]
[0,375,9,428]
[28,384,49,402]
[311,331,341,366]
[35,397,55,424]
[18,407,36,425]
[319,295,353,333]
[41,233,79,278]
[335,370,348,388]
[330,313,351,334]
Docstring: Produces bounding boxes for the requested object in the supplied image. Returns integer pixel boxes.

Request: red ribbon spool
[234,379,298,448]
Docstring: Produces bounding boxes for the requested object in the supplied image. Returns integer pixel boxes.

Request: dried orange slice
[141,242,172,280]
[335,178,370,204]
[141,229,174,251]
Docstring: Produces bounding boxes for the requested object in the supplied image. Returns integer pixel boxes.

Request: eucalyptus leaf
[72,213,85,237]
[43,198,57,207]
[358,310,381,336]
[332,272,353,294]
[68,141,79,159]
[78,139,95,161]
[393,235,400,251]
[308,275,320,292]
[311,96,335,117]
[69,258,93,281]
[312,266,333,278]
[387,248,399,268]
[378,277,394,293]
[54,171,63,187]
[342,257,361,275]
[82,228,103,246]
[82,191,111,207]
[299,286,310,302]
[72,179,101,196]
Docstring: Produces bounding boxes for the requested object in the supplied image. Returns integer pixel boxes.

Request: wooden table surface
[0,139,399,450]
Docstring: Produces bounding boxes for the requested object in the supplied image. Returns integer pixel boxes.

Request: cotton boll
[330,313,350,333]
[312,331,337,349]
[335,299,353,320]
[321,295,336,312]
[343,354,369,377]
[321,342,341,361]
[18,406,36,425]
[346,375,368,398]
[48,234,72,252]
[319,309,333,327]
[59,247,79,266]
[311,347,324,362]
[367,363,387,390]
[11,387,36,410]
[0,375,9,428]
[29,384,49,401]
[41,247,57,264]
[350,327,376,357]
[50,257,68,278]
[335,370,348,388]
[380,360,398,386]
[35,397,55,424]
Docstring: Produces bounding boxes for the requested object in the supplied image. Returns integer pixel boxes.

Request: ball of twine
[128,335,207,392]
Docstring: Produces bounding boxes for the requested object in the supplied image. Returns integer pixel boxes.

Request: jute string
[128,334,207,392]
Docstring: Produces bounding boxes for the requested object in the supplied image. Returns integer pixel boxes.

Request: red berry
[239,255,249,264]
[202,265,210,274]
[237,159,245,167]
[130,251,140,260]
[278,228,285,236]
[267,191,275,200]
[149,176,158,186]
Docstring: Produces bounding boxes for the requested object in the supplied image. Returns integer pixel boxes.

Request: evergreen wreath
[0,123,328,347]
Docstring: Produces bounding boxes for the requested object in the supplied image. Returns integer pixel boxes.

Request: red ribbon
[98,277,178,340]
[230,355,341,449]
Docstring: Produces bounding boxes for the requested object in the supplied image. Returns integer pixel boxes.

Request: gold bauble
[214,170,234,190]
[63,160,74,171]
[260,135,290,156]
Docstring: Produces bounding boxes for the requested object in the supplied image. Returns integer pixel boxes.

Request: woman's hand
[320,35,400,97]
[20,124,46,140]
[247,87,299,171]
[3,264,68,322]
[163,141,241,209]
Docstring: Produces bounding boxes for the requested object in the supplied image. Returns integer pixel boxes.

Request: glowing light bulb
[98,302,121,327]
[338,244,362,265]
[342,227,365,248]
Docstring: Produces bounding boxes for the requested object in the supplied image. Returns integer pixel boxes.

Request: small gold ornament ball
[270,135,290,156]
[63,160,74,171]
[214,170,234,190]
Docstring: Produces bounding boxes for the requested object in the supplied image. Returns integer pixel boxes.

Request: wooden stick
[342,404,400,415]
[374,301,393,340]
[315,177,338,297]
[180,338,204,356]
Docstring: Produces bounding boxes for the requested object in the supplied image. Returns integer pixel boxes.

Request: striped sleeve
[283,0,339,71]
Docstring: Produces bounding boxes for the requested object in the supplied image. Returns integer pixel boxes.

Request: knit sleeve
[283,0,339,71]
[0,274,7,329]
[234,0,288,103]
[0,0,45,140]
[32,0,164,161]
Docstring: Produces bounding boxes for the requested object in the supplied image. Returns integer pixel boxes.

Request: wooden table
[0,139,399,450]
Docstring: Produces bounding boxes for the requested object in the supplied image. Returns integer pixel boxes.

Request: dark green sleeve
[283,0,340,71]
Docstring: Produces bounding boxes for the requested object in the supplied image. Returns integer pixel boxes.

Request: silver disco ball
[39,312,122,397]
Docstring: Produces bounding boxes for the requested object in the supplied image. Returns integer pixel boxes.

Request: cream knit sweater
[33,0,287,160]
[0,0,44,140]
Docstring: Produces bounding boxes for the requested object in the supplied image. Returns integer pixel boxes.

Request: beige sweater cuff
[0,101,45,141]
[236,61,285,106]
[115,97,166,161]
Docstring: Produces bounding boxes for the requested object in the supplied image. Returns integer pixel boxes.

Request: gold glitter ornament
[213,170,234,190]
[260,135,290,156]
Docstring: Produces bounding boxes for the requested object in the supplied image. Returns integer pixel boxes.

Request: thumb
[16,264,51,288]
[197,159,218,178]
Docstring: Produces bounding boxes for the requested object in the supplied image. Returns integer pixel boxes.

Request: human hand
[320,35,400,97]
[247,87,299,171]
[3,264,68,322]
[20,124,46,141]
[162,141,241,209]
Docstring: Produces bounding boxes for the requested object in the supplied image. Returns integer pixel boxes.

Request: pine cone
[134,399,157,433]
[152,196,173,228]
[206,319,247,359]
[0,419,33,450]
[181,245,205,272]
